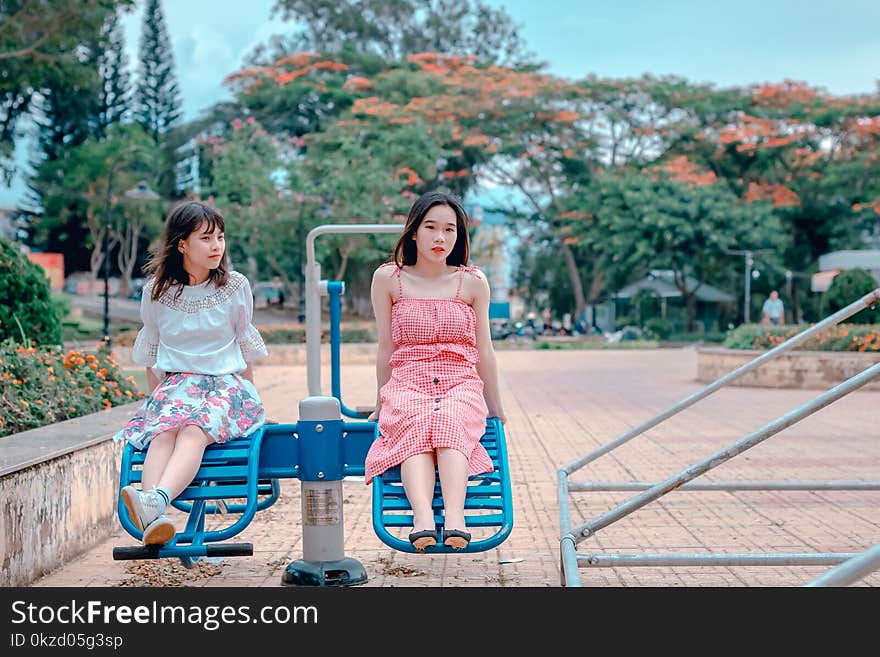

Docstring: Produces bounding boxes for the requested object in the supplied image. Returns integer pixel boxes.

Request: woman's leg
[154,425,214,499]
[140,429,178,491]
[436,447,469,531]
[400,452,437,532]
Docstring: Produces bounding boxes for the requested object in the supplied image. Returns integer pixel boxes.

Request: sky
[3,0,879,207]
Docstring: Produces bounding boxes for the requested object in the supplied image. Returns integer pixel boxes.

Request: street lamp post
[727,248,773,324]
[102,179,159,347]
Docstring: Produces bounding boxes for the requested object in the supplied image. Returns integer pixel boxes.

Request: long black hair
[146,200,229,301]
[392,191,471,267]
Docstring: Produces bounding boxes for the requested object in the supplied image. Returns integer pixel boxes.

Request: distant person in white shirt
[762,290,785,326]
[114,201,268,545]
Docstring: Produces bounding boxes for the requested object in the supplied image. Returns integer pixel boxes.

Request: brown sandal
[443,529,471,550]
[408,529,438,552]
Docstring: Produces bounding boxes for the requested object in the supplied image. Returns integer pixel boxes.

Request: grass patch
[534,339,660,350]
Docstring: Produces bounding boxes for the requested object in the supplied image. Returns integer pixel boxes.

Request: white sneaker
[120,485,166,532]
[142,515,176,546]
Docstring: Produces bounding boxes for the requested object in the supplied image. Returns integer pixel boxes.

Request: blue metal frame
[371,417,513,553]
[115,424,297,566]
[327,281,370,418]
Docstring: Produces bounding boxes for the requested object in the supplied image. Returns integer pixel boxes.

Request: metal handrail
[806,544,880,587]
[558,288,880,587]
[304,224,404,397]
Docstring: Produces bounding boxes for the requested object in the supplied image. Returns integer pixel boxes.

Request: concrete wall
[0,404,136,587]
[696,347,880,390]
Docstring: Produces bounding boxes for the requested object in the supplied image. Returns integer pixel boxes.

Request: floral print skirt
[112,372,265,450]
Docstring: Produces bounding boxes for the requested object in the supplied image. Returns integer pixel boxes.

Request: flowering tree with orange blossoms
[561,158,784,330]
[220,47,880,322]
[687,82,880,320]
[565,78,880,322]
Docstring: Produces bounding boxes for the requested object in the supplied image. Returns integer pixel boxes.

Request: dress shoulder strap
[379,262,404,299]
[455,265,480,299]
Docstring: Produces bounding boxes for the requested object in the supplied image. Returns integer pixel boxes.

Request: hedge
[0,340,144,439]
[722,324,880,352]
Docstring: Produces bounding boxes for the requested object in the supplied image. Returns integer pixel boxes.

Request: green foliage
[643,317,672,340]
[0,239,62,346]
[31,123,162,280]
[0,0,131,182]
[98,10,131,133]
[133,0,181,142]
[270,0,533,66]
[820,269,880,324]
[565,168,785,329]
[0,340,143,438]
[201,117,305,290]
[722,323,880,351]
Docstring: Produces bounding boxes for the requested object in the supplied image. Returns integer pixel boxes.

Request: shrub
[820,268,880,324]
[0,339,144,438]
[0,239,62,345]
[643,317,672,340]
[722,323,880,351]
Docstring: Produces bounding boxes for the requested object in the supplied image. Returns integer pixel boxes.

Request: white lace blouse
[131,271,268,376]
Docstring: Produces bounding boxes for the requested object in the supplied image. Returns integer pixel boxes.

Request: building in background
[613,270,735,334]
[468,205,513,320]
[26,252,65,291]
[810,250,880,292]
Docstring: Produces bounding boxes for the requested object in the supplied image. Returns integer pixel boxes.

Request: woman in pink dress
[365,191,507,551]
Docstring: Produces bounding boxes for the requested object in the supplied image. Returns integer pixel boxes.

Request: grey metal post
[304,224,404,396]
[806,544,880,587]
[282,395,367,586]
[744,250,752,323]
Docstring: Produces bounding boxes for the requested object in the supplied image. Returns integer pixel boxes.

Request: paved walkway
[32,348,880,587]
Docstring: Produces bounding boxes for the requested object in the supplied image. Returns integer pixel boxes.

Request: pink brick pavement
[31,348,880,587]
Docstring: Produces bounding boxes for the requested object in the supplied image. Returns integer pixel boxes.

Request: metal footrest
[112,543,254,561]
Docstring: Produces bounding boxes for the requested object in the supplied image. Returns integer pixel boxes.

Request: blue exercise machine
[113,224,513,584]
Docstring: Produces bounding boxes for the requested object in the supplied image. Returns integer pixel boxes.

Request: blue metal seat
[113,423,300,567]
[371,417,513,553]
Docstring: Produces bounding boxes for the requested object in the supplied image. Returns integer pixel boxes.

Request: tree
[267,0,534,66]
[34,123,161,294]
[201,117,292,284]
[566,162,785,330]
[132,0,183,200]
[0,0,131,183]
[25,4,131,270]
[220,40,880,324]
[97,8,130,133]
[0,238,62,345]
[133,0,181,142]
[821,269,880,324]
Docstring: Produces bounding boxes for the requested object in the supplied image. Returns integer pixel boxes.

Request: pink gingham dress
[364,263,493,484]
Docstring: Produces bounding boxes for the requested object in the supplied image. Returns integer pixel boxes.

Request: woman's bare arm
[369,267,395,421]
[472,272,507,424]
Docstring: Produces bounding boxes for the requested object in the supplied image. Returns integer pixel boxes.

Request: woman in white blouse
[114,200,268,545]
